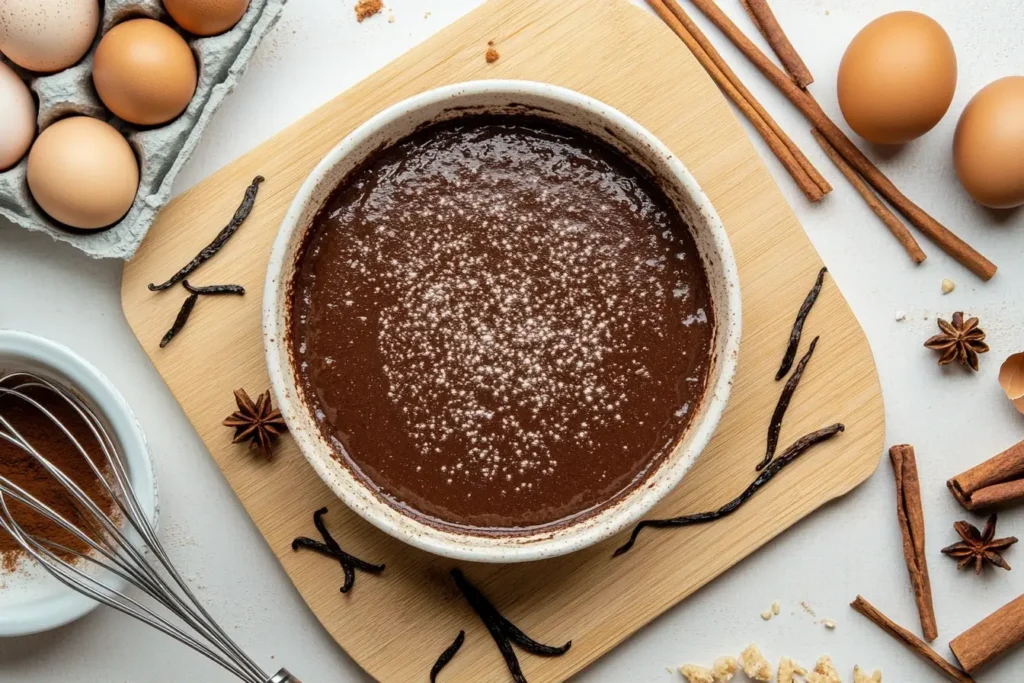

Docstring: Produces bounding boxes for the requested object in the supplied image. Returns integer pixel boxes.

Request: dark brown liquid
[290,116,715,532]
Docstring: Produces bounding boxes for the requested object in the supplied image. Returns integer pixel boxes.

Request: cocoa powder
[0,386,114,572]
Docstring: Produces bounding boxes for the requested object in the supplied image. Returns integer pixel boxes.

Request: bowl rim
[263,80,741,562]
[0,329,158,636]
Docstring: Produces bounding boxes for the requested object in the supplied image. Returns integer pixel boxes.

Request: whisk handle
[267,669,301,683]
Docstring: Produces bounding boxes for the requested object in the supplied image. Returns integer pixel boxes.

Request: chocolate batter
[290,115,715,532]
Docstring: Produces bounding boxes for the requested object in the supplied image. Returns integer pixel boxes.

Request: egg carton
[0,0,286,260]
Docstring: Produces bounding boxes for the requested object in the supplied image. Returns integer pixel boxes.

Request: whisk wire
[0,372,286,683]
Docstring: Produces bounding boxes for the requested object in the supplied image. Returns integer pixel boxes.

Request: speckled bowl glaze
[264,81,741,563]
[0,329,157,636]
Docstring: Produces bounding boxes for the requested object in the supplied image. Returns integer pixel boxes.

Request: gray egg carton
[0,0,286,260]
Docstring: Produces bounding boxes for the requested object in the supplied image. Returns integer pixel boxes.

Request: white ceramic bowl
[0,330,157,636]
[264,80,741,563]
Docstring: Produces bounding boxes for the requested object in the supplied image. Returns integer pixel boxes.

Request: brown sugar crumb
[355,0,383,22]
[679,664,715,683]
[485,46,500,63]
[778,657,807,683]
[806,655,842,683]
[740,644,772,682]
[853,665,882,682]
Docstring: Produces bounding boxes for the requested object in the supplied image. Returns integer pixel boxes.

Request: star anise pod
[924,311,989,371]
[941,514,1017,574]
[223,388,288,458]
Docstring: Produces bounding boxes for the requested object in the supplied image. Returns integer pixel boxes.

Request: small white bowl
[0,329,158,636]
[264,80,741,563]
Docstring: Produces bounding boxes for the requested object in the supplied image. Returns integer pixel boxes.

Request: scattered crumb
[485,46,500,63]
[712,656,738,681]
[488,39,494,45]
[801,601,817,617]
[807,655,842,683]
[760,609,774,621]
[853,665,882,682]
[667,666,675,674]
[387,12,394,23]
[424,11,431,19]
[679,664,715,683]
[941,278,955,294]
[894,311,906,322]
[355,0,383,22]
[772,600,781,615]
[823,618,836,630]
[778,657,808,683]
[740,644,773,682]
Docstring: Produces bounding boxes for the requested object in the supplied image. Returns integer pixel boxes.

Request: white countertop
[1,1,1022,681]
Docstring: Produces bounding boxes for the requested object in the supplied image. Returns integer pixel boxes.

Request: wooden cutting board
[121,0,885,680]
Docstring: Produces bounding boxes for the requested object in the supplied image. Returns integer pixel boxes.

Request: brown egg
[27,117,139,230]
[838,11,957,145]
[93,19,197,126]
[0,0,99,73]
[163,0,250,36]
[953,76,1024,209]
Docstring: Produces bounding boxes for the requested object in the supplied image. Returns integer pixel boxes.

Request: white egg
[0,0,99,73]
[0,61,35,170]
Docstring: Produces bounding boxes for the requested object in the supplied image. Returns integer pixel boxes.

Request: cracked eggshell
[0,0,99,73]
[999,352,1024,415]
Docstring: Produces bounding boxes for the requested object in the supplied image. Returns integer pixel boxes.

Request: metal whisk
[0,372,300,683]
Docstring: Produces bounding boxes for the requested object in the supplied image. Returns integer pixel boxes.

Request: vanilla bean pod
[614,424,844,556]
[759,336,819,471]
[430,630,465,682]
[291,507,384,593]
[776,267,827,380]
[148,176,264,291]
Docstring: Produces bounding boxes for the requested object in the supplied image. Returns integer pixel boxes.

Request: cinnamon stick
[950,594,1024,673]
[811,129,926,264]
[948,439,1024,510]
[645,0,830,201]
[889,445,937,641]
[670,0,996,280]
[739,0,813,88]
[850,596,975,683]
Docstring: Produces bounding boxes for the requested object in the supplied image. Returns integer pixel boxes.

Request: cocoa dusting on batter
[290,115,715,532]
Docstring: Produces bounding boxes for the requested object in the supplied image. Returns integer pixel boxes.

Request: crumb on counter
[772,600,781,615]
[712,656,738,681]
[740,644,773,682]
[853,665,882,682]
[895,311,906,322]
[486,44,500,63]
[778,657,807,683]
[679,664,715,683]
[941,278,956,294]
[807,655,842,683]
[760,609,773,621]
[355,0,384,22]
[823,618,836,630]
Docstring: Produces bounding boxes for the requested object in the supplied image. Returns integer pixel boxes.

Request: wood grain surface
[121,0,885,680]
